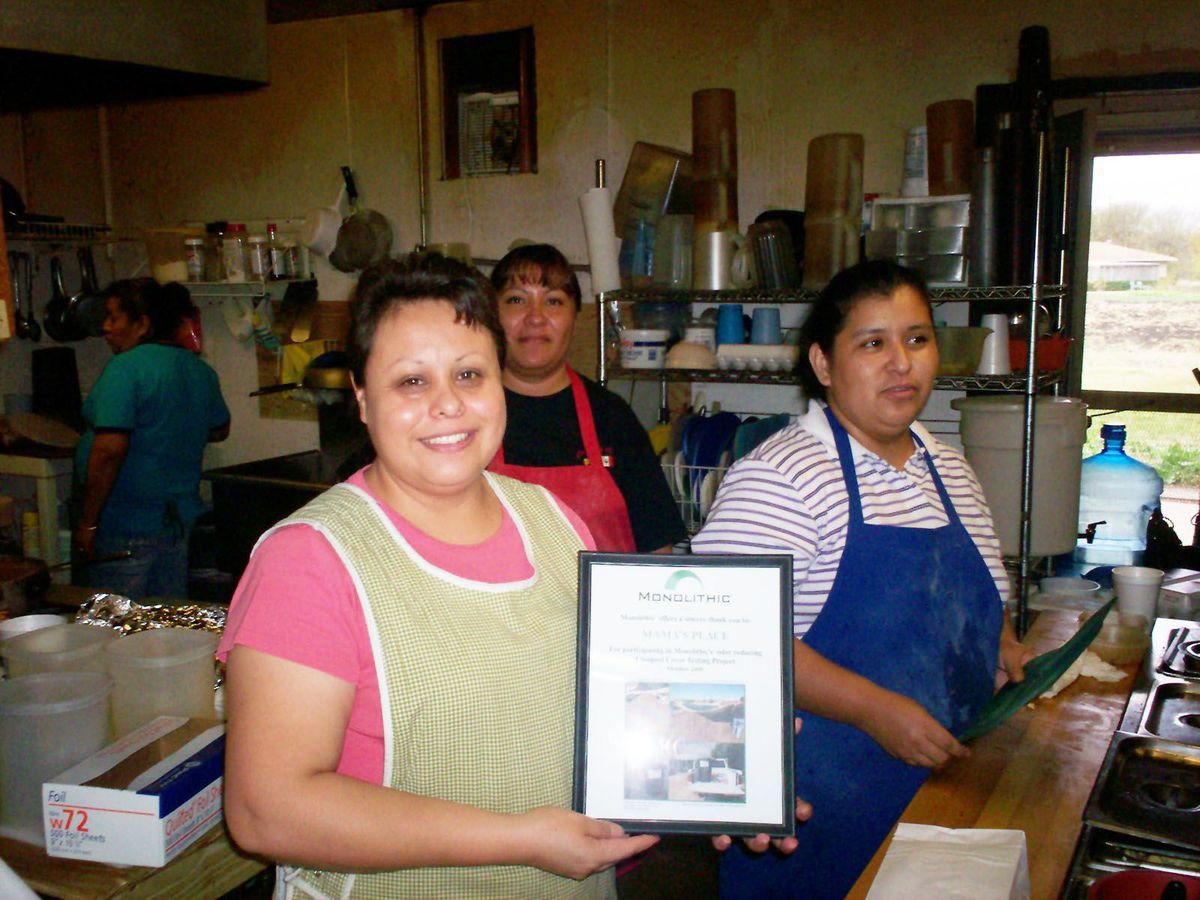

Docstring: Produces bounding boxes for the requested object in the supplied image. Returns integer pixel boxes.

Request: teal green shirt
[75,343,230,537]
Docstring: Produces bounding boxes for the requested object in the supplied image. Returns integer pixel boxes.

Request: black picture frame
[573,552,795,836]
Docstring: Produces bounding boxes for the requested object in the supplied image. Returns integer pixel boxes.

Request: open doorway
[1082,151,1200,545]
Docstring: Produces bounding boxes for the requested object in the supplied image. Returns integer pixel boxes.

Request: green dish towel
[959,598,1118,742]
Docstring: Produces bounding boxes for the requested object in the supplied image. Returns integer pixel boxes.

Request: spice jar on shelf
[184,238,206,283]
[222,223,249,282]
[204,221,227,281]
[247,233,269,282]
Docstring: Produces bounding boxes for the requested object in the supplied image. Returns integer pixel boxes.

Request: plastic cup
[1112,565,1164,627]
[750,307,782,345]
[0,672,113,833]
[716,303,745,345]
[977,313,1012,375]
[103,628,219,737]
[1,623,118,677]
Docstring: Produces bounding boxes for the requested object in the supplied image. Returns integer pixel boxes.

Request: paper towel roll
[579,187,622,293]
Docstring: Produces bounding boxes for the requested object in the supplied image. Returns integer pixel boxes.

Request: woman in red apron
[487,244,685,553]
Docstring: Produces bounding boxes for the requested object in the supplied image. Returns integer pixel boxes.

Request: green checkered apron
[275,474,614,900]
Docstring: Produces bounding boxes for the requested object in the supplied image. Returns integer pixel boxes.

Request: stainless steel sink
[1142,682,1200,746]
[1086,733,1200,850]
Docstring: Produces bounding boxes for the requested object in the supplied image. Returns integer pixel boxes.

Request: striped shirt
[691,401,1010,637]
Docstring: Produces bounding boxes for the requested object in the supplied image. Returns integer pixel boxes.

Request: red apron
[489,367,637,552]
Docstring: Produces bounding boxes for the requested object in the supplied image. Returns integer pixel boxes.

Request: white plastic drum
[951,395,1088,558]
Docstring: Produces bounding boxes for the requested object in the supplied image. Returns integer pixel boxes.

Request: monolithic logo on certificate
[573,553,795,836]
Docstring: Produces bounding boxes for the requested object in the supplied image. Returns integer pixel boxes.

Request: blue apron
[721,407,1002,899]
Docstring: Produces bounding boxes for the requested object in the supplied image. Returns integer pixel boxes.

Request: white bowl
[665,341,717,369]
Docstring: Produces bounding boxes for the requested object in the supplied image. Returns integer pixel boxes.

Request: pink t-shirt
[217,468,594,783]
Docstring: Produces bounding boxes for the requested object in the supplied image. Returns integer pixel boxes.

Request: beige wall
[1,0,1198,465]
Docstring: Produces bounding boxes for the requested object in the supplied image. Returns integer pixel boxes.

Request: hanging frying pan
[328,166,393,273]
[66,246,108,337]
[43,256,85,342]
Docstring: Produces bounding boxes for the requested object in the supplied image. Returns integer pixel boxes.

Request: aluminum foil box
[42,717,224,867]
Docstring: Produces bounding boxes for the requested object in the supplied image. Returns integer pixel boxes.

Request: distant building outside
[1088,240,1177,286]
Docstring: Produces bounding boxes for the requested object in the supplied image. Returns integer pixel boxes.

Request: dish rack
[662,460,730,535]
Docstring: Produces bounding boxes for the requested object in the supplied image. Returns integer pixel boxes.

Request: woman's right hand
[518,807,659,881]
[859,691,967,769]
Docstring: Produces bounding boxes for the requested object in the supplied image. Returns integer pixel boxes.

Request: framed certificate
[573,552,795,836]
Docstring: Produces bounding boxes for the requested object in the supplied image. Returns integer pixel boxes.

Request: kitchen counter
[849,608,1139,898]
[0,823,267,899]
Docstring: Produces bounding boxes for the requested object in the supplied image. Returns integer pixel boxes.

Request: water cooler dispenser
[1075,423,1164,568]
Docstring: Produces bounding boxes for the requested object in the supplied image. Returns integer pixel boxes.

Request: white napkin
[867,824,1030,899]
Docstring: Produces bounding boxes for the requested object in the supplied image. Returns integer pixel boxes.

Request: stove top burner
[1158,627,1200,679]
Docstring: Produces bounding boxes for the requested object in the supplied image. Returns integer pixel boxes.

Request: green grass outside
[1082,288,1200,486]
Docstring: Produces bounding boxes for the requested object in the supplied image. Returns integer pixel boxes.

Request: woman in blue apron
[693,260,1030,898]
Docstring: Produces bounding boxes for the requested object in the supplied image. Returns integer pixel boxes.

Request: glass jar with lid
[183,238,206,282]
[247,234,269,281]
[222,223,248,282]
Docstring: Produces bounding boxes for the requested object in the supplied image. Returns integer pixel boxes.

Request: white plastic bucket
[104,628,219,737]
[0,672,113,833]
[619,328,670,369]
[951,395,1088,557]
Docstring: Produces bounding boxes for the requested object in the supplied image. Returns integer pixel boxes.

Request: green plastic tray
[959,598,1118,742]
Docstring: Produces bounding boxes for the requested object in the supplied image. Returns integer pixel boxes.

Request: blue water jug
[1075,423,1163,567]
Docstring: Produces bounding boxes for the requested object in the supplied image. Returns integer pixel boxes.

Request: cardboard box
[42,716,225,867]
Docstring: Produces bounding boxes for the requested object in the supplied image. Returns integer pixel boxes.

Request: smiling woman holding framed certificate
[573,552,795,837]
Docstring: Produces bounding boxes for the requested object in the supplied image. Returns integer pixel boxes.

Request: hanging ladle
[7,252,29,340]
[21,252,40,342]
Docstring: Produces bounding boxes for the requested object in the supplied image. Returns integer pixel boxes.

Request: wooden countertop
[848,608,1138,898]
[0,823,267,899]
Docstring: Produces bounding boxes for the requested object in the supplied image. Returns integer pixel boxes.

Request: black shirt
[501,375,687,552]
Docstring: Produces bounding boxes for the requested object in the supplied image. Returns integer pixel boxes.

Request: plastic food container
[0,671,113,832]
[619,329,670,369]
[2,623,118,677]
[934,326,991,375]
[1080,610,1151,664]
[104,627,219,736]
[1040,577,1102,599]
[0,612,69,642]
[1161,579,1200,621]
[1008,334,1073,373]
